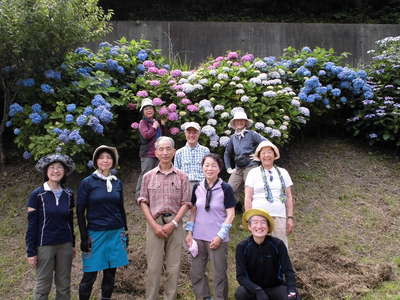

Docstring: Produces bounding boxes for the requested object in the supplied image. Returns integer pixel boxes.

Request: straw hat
[253,140,280,160]
[242,208,275,233]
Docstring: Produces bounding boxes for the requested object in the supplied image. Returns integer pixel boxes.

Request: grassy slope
[1,137,399,299]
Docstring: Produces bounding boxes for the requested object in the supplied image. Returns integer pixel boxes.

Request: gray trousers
[34,242,73,300]
[135,157,158,196]
[228,166,256,204]
[190,239,228,300]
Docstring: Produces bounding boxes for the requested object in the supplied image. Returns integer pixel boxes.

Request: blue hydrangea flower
[301,47,312,53]
[304,76,321,89]
[91,95,106,107]
[40,84,55,94]
[340,81,351,89]
[99,42,112,48]
[323,62,335,71]
[5,120,12,127]
[93,123,104,134]
[315,86,328,95]
[117,66,125,74]
[23,151,32,160]
[318,70,326,76]
[58,129,70,143]
[68,129,81,141]
[263,56,276,65]
[136,64,145,72]
[16,78,35,87]
[83,106,94,116]
[340,97,348,103]
[364,91,374,99]
[298,92,308,101]
[76,138,85,145]
[14,128,21,135]
[95,62,106,70]
[75,47,90,55]
[331,88,341,97]
[65,114,74,123]
[29,112,43,124]
[357,70,367,79]
[99,109,113,123]
[100,79,112,88]
[352,78,365,90]
[322,98,330,105]
[77,67,91,77]
[305,57,317,67]
[44,70,61,80]
[53,128,63,135]
[8,103,24,117]
[163,64,171,70]
[109,46,120,55]
[136,50,148,61]
[31,103,42,113]
[66,104,76,112]
[106,59,119,71]
[368,133,378,139]
[76,115,88,126]
[295,66,311,77]
[87,160,94,168]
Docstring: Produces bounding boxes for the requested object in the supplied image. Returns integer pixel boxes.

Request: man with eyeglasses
[235,209,299,300]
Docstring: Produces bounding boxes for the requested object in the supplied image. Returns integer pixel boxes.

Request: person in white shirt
[244,141,294,248]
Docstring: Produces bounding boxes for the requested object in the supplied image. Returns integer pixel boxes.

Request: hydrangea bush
[130,51,311,149]
[347,36,400,145]
[5,39,170,171]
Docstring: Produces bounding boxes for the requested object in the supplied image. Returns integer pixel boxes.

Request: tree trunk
[0,78,11,169]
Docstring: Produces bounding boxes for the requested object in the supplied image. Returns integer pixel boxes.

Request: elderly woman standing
[185,153,236,300]
[26,153,76,300]
[77,145,128,300]
[244,141,294,248]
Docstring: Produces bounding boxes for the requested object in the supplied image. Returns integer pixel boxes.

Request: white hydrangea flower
[209,70,217,76]
[213,83,221,88]
[263,127,273,134]
[263,91,277,97]
[279,125,288,131]
[258,73,268,80]
[299,106,310,117]
[199,99,212,108]
[268,71,281,79]
[249,77,262,85]
[266,119,275,126]
[283,121,289,126]
[297,116,307,124]
[271,129,282,137]
[236,89,245,95]
[231,107,245,116]
[221,112,230,119]
[217,73,229,80]
[219,136,230,147]
[210,140,219,148]
[198,78,208,85]
[255,122,265,130]
[201,125,216,137]
[283,115,290,121]
[178,78,189,84]
[187,74,198,81]
[232,76,240,81]
[240,96,249,102]
[236,83,244,88]
[181,83,195,93]
[289,91,296,96]
[291,99,301,106]
[193,84,203,90]
[182,71,192,77]
[278,69,285,75]
[239,67,247,73]
[254,61,267,69]
[214,104,225,111]
[229,82,237,86]
[207,119,217,126]
[224,130,232,135]
[222,67,231,72]
[210,134,219,142]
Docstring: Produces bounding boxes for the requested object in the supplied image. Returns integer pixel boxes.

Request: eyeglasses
[48,165,64,171]
[268,170,273,182]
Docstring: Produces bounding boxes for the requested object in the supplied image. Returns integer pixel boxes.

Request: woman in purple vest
[185,153,236,300]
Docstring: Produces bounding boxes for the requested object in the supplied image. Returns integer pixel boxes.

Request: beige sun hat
[253,140,280,160]
[242,208,275,233]
[92,145,119,169]
[228,111,253,129]
[139,98,154,111]
[183,121,201,131]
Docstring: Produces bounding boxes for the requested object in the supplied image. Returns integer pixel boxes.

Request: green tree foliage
[0,0,113,165]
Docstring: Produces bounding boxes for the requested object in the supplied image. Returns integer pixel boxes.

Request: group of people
[25,99,299,300]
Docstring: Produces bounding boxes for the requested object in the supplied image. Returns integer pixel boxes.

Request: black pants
[235,285,287,300]
[79,268,116,300]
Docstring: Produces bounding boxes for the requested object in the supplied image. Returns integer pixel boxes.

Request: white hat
[228,111,253,129]
[183,122,201,132]
[140,98,154,111]
[253,140,280,160]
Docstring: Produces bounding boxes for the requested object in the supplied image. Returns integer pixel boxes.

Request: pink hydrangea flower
[158,68,168,76]
[167,112,179,121]
[169,127,180,135]
[215,56,224,62]
[176,91,186,98]
[212,62,221,68]
[172,84,183,91]
[241,54,254,62]
[168,80,176,85]
[227,52,239,60]
[232,62,241,66]
[148,67,159,73]
[130,122,139,129]
[208,66,216,70]
[152,98,163,106]
[180,98,191,105]
[127,103,137,110]
[187,104,199,112]
[171,69,182,77]
[149,80,160,86]
[143,60,155,68]
[136,90,148,97]
[159,107,168,115]
[168,103,177,112]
